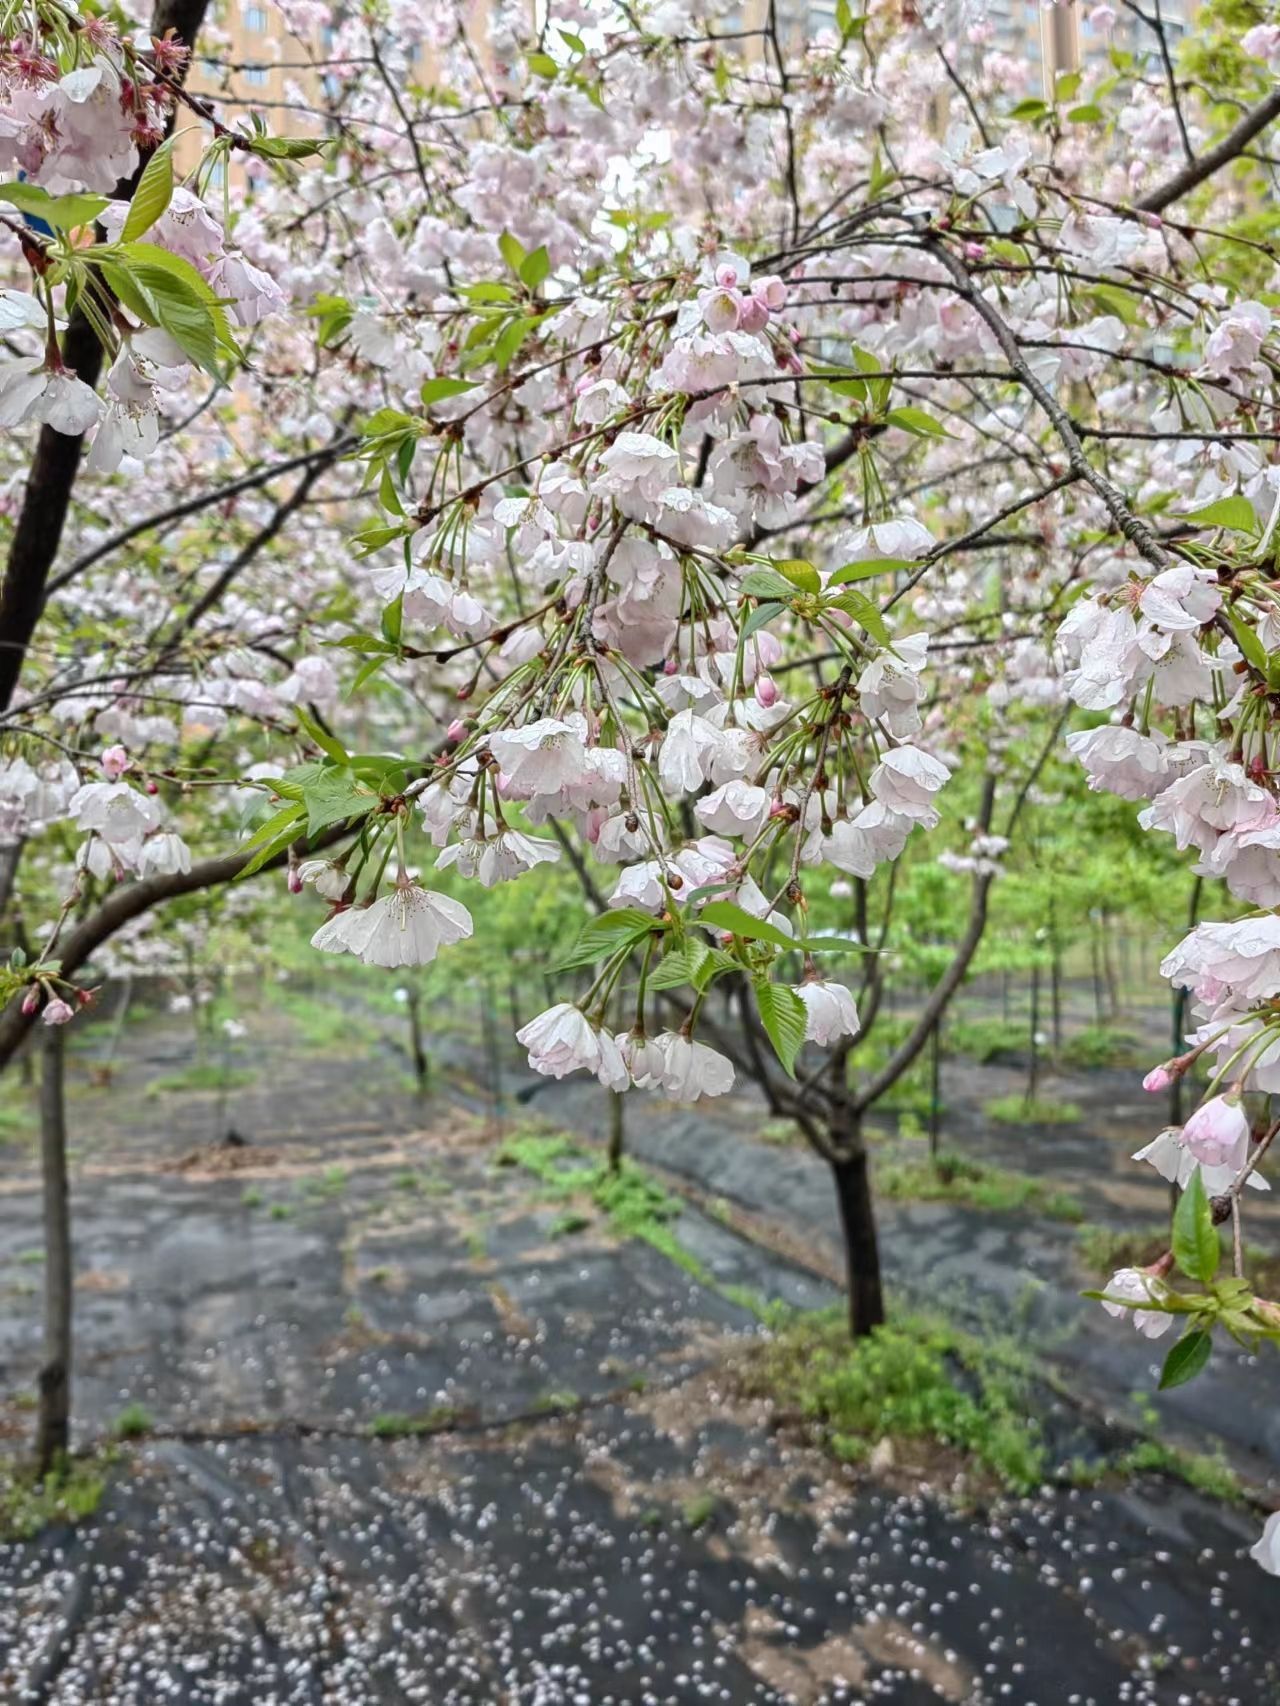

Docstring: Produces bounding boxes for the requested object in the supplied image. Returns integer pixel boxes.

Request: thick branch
[0,0,210,714]
[1138,84,1280,212]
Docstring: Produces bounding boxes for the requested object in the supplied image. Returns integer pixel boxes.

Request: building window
[245,4,267,28]
[244,64,268,86]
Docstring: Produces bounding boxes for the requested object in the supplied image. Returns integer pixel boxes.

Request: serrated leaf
[828,557,913,587]
[299,768,373,837]
[740,568,797,601]
[1228,608,1268,674]
[519,245,551,290]
[236,802,306,878]
[648,941,710,991]
[498,231,527,275]
[1158,1328,1212,1390]
[0,183,108,229]
[121,138,174,242]
[1172,1167,1219,1285]
[886,405,953,439]
[554,908,658,972]
[824,587,891,645]
[755,980,808,1077]
[699,900,794,950]
[294,706,350,765]
[771,558,821,595]
[742,600,785,639]
[421,376,477,406]
[1181,495,1257,533]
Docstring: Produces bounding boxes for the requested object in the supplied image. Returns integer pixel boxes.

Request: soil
[0,972,1277,1704]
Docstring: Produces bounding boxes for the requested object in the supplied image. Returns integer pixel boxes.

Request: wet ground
[0,976,1278,1702]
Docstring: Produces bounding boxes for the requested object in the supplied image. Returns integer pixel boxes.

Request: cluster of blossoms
[4,0,1280,1572]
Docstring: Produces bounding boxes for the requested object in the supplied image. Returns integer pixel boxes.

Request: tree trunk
[36,1026,71,1479]
[607,1089,624,1174]
[829,1123,884,1340]
[406,986,428,1090]
[928,1019,941,1162]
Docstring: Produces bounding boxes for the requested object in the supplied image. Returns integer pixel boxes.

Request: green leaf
[120,138,174,242]
[498,231,527,275]
[1228,608,1268,675]
[1172,1167,1219,1285]
[828,558,912,587]
[771,558,821,595]
[381,593,404,649]
[824,587,891,646]
[1158,1328,1212,1390]
[740,568,797,601]
[1009,97,1048,120]
[699,900,794,950]
[519,245,551,290]
[742,601,785,639]
[420,376,477,406]
[755,980,808,1077]
[554,908,658,972]
[648,941,710,991]
[1054,69,1082,103]
[526,50,559,77]
[886,405,953,439]
[0,183,108,229]
[294,706,350,765]
[235,801,306,879]
[1067,103,1105,124]
[298,768,373,837]
[1181,495,1257,533]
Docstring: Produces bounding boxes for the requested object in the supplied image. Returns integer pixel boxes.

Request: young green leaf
[120,138,175,242]
[700,900,794,950]
[771,558,821,595]
[827,557,913,587]
[886,405,953,439]
[754,980,808,1077]
[1180,495,1257,533]
[554,909,658,972]
[1158,1328,1212,1390]
[1172,1167,1219,1285]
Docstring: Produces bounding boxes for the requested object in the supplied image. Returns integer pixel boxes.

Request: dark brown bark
[35,1025,71,1478]
[1138,85,1280,213]
[607,1089,624,1174]
[406,986,428,1090]
[829,1126,883,1339]
[0,0,210,714]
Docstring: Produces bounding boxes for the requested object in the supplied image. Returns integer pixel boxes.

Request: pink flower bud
[754,673,778,708]
[145,779,158,795]
[101,744,130,780]
[287,867,303,894]
[1142,1065,1173,1094]
[1182,1094,1250,1169]
[768,798,791,820]
[42,998,74,1027]
[962,241,985,261]
[714,263,739,288]
[21,988,39,1015]
[446,719,466,743]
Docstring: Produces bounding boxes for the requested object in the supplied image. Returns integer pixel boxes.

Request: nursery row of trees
[1,0,1279,1566]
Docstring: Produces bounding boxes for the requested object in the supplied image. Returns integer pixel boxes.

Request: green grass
[147,1065,256,1097]
[269,986,381,1053]
[739,1307,1046,1493]
[0,1454,110,1540]
[303,1165,348,1199]
[877,1152,1083,1223]
[945,1018,1027,1063]
[112,1402,153,1440]
[497,1127,767,1312]
[1078,1224,1280,1298]
[368,1403,463,1438]
[1059,1025,1143,1071]
[984,1094,1081,1126]
[1066,1439,1242,1503]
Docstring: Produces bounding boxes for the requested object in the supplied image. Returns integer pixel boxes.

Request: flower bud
[1142,1065,1173,1093]
[754,673,778,708]
[21,988,39,1015]
[101,744,130,780]
[1182,1093,1250,1169]
[42,997,75,1027]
